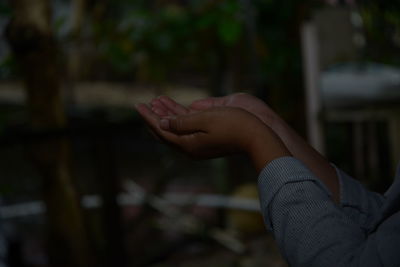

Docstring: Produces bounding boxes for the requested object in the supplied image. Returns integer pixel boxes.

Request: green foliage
[89,0,248,81]
[217,18,242,45]
[0,2,11,16]
[360,2,400,65]
[255,0,305,85]
[216,0,243,45]
[0,55,19,80]
[6,0,399,87]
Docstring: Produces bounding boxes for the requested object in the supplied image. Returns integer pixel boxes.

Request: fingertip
[149,99,157,107]
[135,103,149,113]
[151,99,161,107]
[153,107,168,116]
[158,95,173,106]
[159,95,174,106]
[160,118,170,130]
[135,102,145,108]
[153,98,171,110]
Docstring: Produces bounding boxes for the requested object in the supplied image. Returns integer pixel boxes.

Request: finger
[161,112,210,135]
[136,104,208,156]
[135,103,179,143]
[153,97,176,116]
[150,98,170,116]
[136,103,161,131]
[189,97,226,110]
[159,96,190,115]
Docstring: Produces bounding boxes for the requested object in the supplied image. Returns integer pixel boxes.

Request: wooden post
[6,1,92,266]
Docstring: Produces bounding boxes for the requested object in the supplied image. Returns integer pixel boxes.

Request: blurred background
[0,0,400,266]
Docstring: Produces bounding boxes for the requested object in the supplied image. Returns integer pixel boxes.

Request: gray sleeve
[334,166,385,230]
[257,157,399,267]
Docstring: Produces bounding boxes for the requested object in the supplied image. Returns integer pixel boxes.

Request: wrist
[247,125,291,173]
[264,112,296,152]
[260,108,285,136]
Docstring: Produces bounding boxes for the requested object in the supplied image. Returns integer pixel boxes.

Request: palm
[210,93,274,125]
[151,93,276,127]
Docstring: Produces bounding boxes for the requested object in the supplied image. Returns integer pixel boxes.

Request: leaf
[196,13,217,30]
[217,18,243,45]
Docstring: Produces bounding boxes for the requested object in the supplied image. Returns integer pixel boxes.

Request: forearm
[263,110,340,203]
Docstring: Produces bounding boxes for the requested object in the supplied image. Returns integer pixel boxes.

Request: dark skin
[136,104,291,172]
[137,93,339,203]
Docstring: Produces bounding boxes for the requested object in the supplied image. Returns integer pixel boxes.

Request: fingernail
[160,119,170,130]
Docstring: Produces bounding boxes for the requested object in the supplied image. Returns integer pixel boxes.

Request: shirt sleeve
[257,156,399,267]
[334,165,385,230]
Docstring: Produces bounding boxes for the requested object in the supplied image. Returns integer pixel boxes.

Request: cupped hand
[150,93,280,130]
[145,94,339,201]
[137,104,269,159]
[136,103,290,170]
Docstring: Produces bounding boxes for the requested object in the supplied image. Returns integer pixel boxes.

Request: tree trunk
[68,0,86,80]
[6,1,93,266]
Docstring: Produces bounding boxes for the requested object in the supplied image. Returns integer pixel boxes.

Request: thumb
[160,113,208,134]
